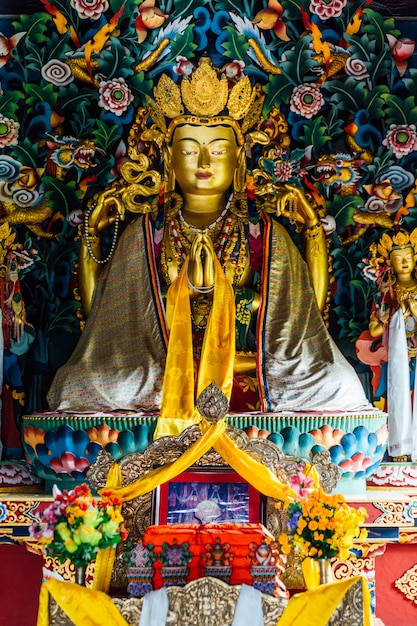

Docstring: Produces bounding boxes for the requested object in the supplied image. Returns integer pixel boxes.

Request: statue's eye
[211,149,227,155]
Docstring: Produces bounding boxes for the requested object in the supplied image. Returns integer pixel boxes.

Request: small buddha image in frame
[153,468,264,525]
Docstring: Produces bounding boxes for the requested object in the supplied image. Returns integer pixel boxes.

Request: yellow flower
[73,524,102,547]
[56,522,71,541]
[64,537,78,554]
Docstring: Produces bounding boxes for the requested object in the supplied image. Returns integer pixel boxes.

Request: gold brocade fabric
[155,255,235,439]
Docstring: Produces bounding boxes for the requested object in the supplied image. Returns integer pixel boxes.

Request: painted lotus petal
[87,424,120,446]
[44,425,90,458]
[50,452,90,474]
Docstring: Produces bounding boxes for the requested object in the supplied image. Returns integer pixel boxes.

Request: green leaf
[169,25,199,61]
[99,38,135,80]
[363,84,390,119]
[42,178,83,216]
[23,83,58,109]
[68,101,96,138]
[382,94,417,126]
[263,74,293,114]
[58,83,98,113]
[299,117,332,153]
[326,194,363,227]
[23,38,46,72]
[222,26,249,63]
[324,77,366,113]
[363,9,400,44]
[0,90,25,117]
[12,13,50,45]
[279,38,316,85]
[92,120,121,152]
[9,138,39,168]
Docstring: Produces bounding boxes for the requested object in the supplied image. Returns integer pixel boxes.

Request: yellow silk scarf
[37,579,129,626]
[154,255,235,439]
[278,575,371,626]
[99,419,299,504]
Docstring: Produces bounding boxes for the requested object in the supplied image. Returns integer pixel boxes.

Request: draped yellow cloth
[37,579,129,626]
[37,575,370,626]
[154,256,235,439]
[99,418,299,504]
[278,575,371,626]
[92,462,123,593]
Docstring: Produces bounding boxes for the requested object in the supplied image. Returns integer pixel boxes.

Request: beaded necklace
[160,197,248,287]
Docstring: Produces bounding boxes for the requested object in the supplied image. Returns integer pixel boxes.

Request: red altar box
[144,523,272,588]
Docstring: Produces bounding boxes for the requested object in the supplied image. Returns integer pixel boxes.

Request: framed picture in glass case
[153,468,265,526]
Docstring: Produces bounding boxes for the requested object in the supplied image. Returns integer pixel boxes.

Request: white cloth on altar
[232,584,264,626]
[139,587,169,626]
[387,308,417,459]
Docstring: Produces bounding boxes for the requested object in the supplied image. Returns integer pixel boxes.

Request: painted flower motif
[252,0,289,41]
[345,57,370,83]
[309,0,347,20]
[135,0,168,44]
[98,77,134,117]
[0,31,26,68]
[386,35,416,77]
[382,124,417,159]
[274,160,293,182]
[50,452,90,474]
[363,180,403,214]
[0,503,7,522]
[173,56,194,76]
[87,424,120,446]
[41,59,74,86]
[222,60,245,80]
[70,0,109,20]
[0,115,19,147]
[290,84,324,119]
[0,159,43,207]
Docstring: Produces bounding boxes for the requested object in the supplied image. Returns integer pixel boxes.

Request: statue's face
[389,245,417,277]
[170,124,241,196]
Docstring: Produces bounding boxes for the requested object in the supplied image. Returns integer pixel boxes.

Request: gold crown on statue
[378,228,417,259]
[145,57,265,142]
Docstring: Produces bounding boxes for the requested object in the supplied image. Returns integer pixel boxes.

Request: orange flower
[135,0,168,43]
[252,0,290,41]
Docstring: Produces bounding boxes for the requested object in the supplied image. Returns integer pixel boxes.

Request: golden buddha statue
[47,58,370,435]
[367,229,417,461]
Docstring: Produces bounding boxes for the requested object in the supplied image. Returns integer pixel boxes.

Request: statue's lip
[195,172,213,179]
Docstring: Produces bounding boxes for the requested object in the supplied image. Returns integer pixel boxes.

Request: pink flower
[222,60,245,79]
[173,56,194,76]
[386,35,416,77]
[50,452,90,474]
[135,0,168,44]
[252,0,290,41]
[309,0,347,20]
[0,115,19,147]
[382,124,417,159]
[290,84,324,119]
[70,0,109,20]
[289,469,314,498]
[274,160,293,182]
[98,77,134,116]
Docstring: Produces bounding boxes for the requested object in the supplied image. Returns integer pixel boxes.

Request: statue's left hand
[276,184,317,228]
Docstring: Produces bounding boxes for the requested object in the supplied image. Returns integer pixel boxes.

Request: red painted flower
[386,35,416,77]
[70,0,109,20]
[98,77,134,116]
[290,84,324,119]
[309,0,347,20]
[173,56,194,76]
[0,115,19,147]
[135,0,168,44]
[383,124,417,159]
[252,0,289,42]
[50,452,90,474]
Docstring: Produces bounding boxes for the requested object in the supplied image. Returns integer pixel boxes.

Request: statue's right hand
[87,187,123,235]
[188,232,204,289]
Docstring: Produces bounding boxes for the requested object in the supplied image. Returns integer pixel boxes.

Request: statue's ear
[233,147,246,194]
